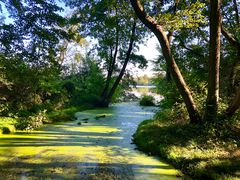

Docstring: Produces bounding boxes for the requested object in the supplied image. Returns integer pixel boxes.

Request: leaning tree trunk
[204,0,222,121]
[103,22,136,106]
[166,32,173,82]
[221,0,240,96]
[130,0,201,123]
[165,1,178,82]
[101,28,119,100]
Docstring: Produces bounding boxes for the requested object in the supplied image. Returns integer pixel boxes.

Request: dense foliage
[0,0,106,130]
[131,0,240,178]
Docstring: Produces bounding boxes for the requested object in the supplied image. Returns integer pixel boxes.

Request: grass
[47,106,91,123]
[133,110,240,179]
[0,105,91,133]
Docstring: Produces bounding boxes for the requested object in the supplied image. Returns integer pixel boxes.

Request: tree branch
[221,26,240,48]
[177,36,205,58]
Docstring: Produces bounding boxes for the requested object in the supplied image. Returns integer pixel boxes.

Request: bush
[1,126,15,134]
[0,117,17,134]
[47,106,89,123]
[15,110,46,131]
[139,95,155,106]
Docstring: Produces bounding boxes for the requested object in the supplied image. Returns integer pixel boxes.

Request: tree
[204,0,222,121]
[0,0,67,65]
[100,21,137,106]
[221,0,240,117]
[130,0,202,123]
[0,0,70,115]
[65,0,147,107]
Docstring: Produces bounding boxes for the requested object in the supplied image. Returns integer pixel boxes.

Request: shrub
[139,95,155,106]
[47,106,82,122]
[0,117,17,134]
[15,110,46,131]
[1,126,15,134]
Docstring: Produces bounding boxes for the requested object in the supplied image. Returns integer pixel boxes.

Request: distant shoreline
[130,85,156,88]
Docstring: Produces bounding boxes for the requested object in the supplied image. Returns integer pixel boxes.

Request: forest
[0,0,240,179]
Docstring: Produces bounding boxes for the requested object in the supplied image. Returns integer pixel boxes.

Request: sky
[135,36,160,77]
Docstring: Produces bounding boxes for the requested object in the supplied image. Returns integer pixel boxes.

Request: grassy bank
[133,110,240,179]
[0,106,91,133]
[46,106,90,123]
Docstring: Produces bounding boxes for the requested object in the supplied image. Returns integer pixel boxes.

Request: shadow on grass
[0,160,180,179]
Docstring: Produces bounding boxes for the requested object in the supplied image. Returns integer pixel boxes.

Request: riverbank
[133,113,240,179]
[0,105,90,134]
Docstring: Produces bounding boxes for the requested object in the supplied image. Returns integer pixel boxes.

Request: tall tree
[130,0,203,123]
[0,0,70,113]
[221,0,240,117]
[204,0,222,121]
[100,21,137,106]
[65,0,147,107]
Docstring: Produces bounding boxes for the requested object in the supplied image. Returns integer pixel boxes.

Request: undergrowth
[0,106,91,132]
[133,103,240,179]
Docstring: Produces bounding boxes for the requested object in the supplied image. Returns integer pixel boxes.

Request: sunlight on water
[0,102,181,179]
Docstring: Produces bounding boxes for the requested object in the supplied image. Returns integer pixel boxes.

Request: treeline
[134,75,152,86]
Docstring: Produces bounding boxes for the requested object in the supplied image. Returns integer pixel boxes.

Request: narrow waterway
[0,102,181,179]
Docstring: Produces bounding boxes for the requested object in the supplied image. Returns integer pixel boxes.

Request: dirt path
[0,102,181,179]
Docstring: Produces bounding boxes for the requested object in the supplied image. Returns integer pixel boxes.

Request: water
[0,102,181,179]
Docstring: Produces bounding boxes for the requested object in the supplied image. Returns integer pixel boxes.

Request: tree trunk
[130,0,201,123]
[59,39,68,64]
[165,0,178,82]
[103,22,136,106]
[228,50,240,94]
[226,87,240,117]
[166,32,173,82]
[101,29,119,99]
[204,0,222,121]
[221,30,240,117]
[221,6,240,95]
